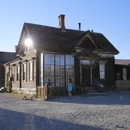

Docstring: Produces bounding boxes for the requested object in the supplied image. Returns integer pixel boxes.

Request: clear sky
[0,0,130,59]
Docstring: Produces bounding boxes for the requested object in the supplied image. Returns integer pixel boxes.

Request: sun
[24,38,32,46]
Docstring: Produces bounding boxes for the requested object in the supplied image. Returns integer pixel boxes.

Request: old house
[4,14,119,96]
[0,51,18,87]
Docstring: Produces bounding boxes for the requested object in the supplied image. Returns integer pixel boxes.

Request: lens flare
[101,85,103,88]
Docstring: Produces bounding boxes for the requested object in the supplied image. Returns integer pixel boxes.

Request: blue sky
[0,0,130,59]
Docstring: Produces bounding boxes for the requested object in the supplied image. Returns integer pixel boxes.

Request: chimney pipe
[78,23,81,30]
[58,14,65,29]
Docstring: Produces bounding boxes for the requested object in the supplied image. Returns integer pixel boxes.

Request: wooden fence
[116,80,130,90]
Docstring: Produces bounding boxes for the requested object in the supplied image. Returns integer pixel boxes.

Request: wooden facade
[0,52,18,88]
[4,14,119,96]
[115,59,130,90]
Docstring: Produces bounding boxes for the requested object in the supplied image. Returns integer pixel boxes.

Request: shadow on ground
[0,108,104,130]
[48,91,130,105]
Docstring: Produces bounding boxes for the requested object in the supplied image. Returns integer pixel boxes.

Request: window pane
[99,63,105,79]
[123,68,127,80]
[100,64,104,71]
[66,55,74,65]
[66,76,74,86]
[30,62,32,80]
[100,72,105,79]
[56,76,64,87]
[55,55,64,65]
[66,65,74,75]
[45,54,54,65]
[44,76,54,87]
[80,60,90,65]
[55,65,64,75]
[44,65,54,75]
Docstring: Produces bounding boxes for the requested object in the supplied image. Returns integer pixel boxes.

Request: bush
[6,88,12,93]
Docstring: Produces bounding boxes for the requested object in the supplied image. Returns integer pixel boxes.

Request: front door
[82,65,91,86]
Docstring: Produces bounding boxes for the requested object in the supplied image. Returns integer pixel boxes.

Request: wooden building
[115,59,130,90]
[0,52,18,87]
[4,14,119,96]
[115,59,130,80]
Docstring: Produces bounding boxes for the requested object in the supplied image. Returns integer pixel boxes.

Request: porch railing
[116,80,130,90]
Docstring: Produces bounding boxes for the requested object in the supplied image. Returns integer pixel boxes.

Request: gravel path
[0,91,130,130]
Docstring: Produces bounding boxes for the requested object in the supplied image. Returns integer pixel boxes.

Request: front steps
[83,86,107,96]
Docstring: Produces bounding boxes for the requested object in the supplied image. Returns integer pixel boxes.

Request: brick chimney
[15,45,18,54]
[58,14,65,29]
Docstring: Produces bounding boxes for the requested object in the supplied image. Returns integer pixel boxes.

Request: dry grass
[8,92,35,99]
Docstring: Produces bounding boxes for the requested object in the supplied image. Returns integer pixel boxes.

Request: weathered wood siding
[95,57,116,88]
[0,64,5,87]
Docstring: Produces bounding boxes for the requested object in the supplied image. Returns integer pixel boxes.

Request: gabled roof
[17,23,82,54]
[72,31,119,54]
[115,59,130,66]
[17,23,119,55]
[93,33,119,53]
[0,52,18,64]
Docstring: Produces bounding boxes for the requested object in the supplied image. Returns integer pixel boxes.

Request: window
[99,63,105,79]
[29,62,33,80]
[44,54,54,86]
[66,55,74,86]
[43,54,75,88]
[123,68,127,80]
[23,63,26,81]
[55,55,64,87]
[17,66,20,81]
[11,67,14,81]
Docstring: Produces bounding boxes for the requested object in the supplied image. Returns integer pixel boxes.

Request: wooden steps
[83,86,107,96]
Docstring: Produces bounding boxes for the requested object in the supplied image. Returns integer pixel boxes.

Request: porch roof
[115,59,130,66]
[0,52,18,64]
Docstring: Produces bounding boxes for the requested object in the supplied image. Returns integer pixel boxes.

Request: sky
[0,0,130,59]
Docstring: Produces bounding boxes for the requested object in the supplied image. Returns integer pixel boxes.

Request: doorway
[82,65,91,86]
